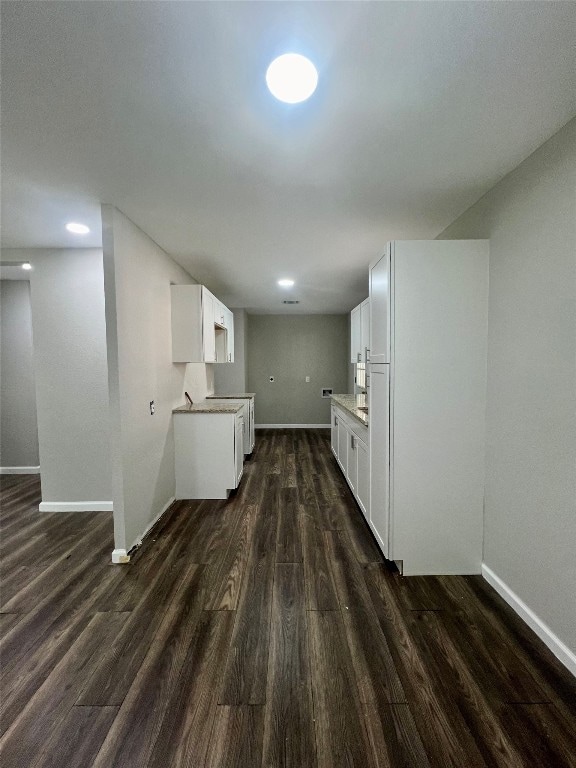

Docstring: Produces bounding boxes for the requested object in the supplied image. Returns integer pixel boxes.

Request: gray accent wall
[102,206,213,554]
[439,118,576,654]
[0,280,39,468]
[213,309,248,394]
[247,314,349,425]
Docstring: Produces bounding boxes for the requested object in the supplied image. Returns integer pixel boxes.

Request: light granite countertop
[173,400,243,414]
[331,394,369,427]
[206,393,255,399]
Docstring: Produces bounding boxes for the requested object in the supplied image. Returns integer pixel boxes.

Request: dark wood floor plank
[90,567,230,768]
[0,612,22,638]
[2,432,575,768]
[462,576,576,707]
[300,506,339,611]
[1,515,113,613]
[308,610,376,768]
[205,503,256,610]
[262,563,316,768]
[283,452,297,488]
[495,702,576,768]
[406,609,526,767]
[364,563,489,767]
[146,611,235,768]
[0,611,127,768]
[0,594,117,737]
[32,706,118,768]
[218,480,277,704]
[205,705,265,768]
[276,487,303,563]
[0,532,118,677]
[363,702,431,768]
[77,549,202,706]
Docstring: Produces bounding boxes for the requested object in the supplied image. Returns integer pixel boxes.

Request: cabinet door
[360,299,370,363]
[350,305,361,364]
[369,365,390,557]
[214,301,226,327]
[347,433,358,495]
[336,417,348,472]
[225,308,234,362]
[330,407,338,456]
[201,289,216,362]
[234,416,244,486]
[369,247,390,364]
[356,438,369,520]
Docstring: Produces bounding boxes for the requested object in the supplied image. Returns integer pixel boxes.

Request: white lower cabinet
[206,396,255,455]
[331,404,369,521]
[174,410,244,499]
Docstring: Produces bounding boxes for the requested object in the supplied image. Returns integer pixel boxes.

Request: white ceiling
[2,1,575,313]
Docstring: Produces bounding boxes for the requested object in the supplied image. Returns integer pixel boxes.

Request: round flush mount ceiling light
[66,222,90,234]
[277,278,295,287]
[266,54,318,104]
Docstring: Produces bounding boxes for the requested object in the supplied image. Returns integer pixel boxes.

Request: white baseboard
[0,466,40,474]
[39,501,113,513]
[255,424,330,429]
[482,564,576,678]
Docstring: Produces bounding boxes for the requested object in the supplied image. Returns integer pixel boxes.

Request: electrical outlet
[150,400,155,415]
[305,376,310,383]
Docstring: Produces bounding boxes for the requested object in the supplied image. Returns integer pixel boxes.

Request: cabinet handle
[350,434,355,450]
[364,347,370,364]
[357,352,362,363]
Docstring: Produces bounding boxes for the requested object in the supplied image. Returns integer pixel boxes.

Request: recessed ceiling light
[21,262,32,270]
[278,279,295,287]
[66,222,90,234]
[266,54,318,104]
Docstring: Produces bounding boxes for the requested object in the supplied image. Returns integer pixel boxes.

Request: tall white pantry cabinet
[369,240,489,575]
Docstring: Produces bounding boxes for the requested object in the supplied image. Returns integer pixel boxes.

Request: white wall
[213,308,247,394]
[440,118,576,656]
[102,206,213,555]
[1,249,112,505]
[0,280,40,469]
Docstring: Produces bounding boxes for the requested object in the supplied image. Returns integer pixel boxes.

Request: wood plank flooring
[1,430,575,767]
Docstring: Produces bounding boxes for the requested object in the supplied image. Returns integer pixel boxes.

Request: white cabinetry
[206,396,254,455]
[171,285,234,363]
[350,298,370,364]
[369,240,489,575]
[174,410,244,499]
[330,403,369,521]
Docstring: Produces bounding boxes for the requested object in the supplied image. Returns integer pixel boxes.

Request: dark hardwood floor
[1,429,575,767]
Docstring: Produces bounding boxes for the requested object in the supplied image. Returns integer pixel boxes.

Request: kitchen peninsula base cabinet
[331,399,369,520]
[173,405,244,499]
[206,394,255,455]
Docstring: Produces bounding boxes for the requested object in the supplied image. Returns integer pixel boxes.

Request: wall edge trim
[482,563,576,678]
[0,466,40,474]
[111,548,130,564]
[39,501,113,512]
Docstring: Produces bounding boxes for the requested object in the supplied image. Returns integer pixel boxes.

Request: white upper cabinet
[350,298,370,364]
[350,305,361,363]
[224,307,234,362]
[369,245,390,364]
[171,285,234,363]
